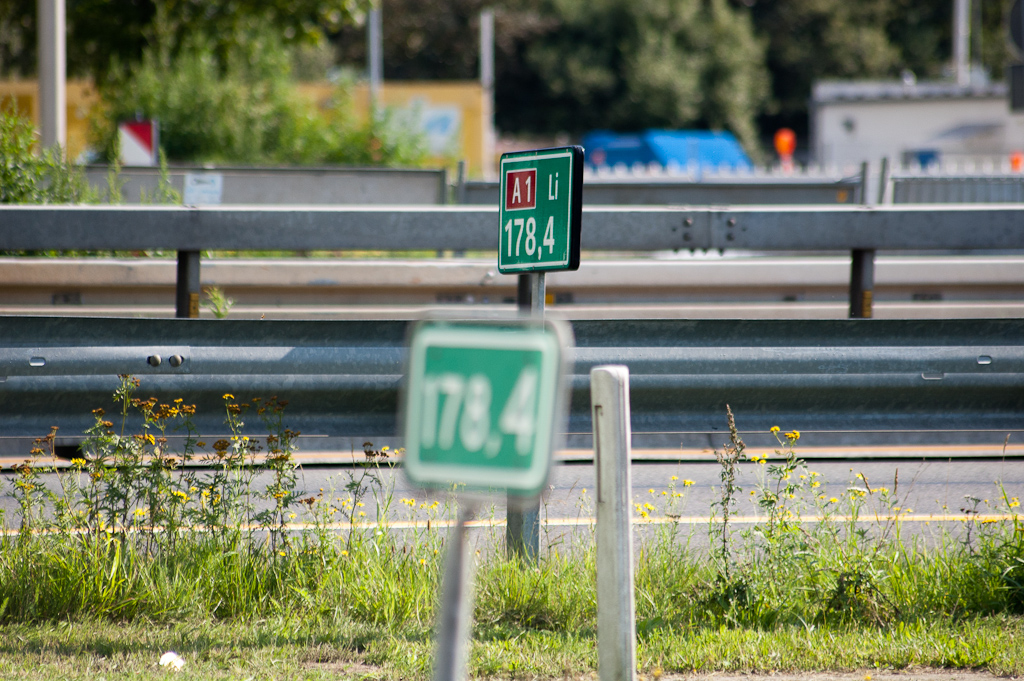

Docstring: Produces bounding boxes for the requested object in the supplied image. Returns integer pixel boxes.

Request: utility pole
[37,0,66,151]
[479,9,496,179]
[368,6,383,116]
[953,0,970,86]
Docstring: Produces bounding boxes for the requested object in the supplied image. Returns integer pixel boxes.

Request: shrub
[0,111,94,204]
[92,32,429,167]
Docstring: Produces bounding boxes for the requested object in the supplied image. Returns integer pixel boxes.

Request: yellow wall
[297,81,489,176]
[0,79,99,161]
[1,79,489,175]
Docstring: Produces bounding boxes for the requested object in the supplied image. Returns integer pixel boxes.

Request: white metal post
[368,7,383,115]
[37,0,66,151]
[954,0,970,86]
[591,365,636,681]
[479,8,496,179]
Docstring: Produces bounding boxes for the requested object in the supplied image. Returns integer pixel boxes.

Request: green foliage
[0,111,94,204]
[201,287,235,319]
[500,0,770,151]
[710,405,744,580]
[93,32,428,166]
[752,0,898,123]
[752,0,1013,133]
[0,0,369,80]
[333,0,770,150]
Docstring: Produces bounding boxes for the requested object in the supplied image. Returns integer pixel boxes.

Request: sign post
[499,145,583,559]
[403,318,571,681]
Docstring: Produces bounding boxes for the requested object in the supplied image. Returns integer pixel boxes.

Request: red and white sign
[504,169,537,210]
[118,120,159,166]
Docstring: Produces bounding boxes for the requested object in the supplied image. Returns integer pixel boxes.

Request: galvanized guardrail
[84,166,450,206]
[7,204,1024,251]
[889,175,1024,204]
[458,176,863,206]
[1,316,1021,457]
[3,204,1024,319]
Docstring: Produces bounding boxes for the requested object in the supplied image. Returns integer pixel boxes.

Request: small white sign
[183,173,224,205]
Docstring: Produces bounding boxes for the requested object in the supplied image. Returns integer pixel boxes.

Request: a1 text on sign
[402,320,569,496]
[498,146,583,274]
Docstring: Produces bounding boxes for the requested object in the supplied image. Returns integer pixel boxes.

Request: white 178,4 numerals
[420,366,539,457]
[503,216,556,260]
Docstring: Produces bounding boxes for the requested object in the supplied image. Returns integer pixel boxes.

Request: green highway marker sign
[402,319,570,496]
[498,146,584,274]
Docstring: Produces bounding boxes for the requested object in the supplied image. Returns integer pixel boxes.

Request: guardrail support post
[849,249,875,318]
[175,250,200,318]
[877,157,891,205]
[591,365,637,681]
[507,272,542,562]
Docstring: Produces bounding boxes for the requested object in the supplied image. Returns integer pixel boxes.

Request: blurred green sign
[402,320,568,495]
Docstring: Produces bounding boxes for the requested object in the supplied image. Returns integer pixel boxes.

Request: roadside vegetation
[92,30,429,167]
[0,379,1022,678]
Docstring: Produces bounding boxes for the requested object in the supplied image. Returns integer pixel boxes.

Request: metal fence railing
[3,204,1024,319]
[1,316,1021,456]
[84,165,450,206]
[458,172,863,206]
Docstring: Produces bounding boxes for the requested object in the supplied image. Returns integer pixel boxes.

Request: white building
[810,79,1024,169]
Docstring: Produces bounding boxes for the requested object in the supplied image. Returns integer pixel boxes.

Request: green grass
[0,522,1022,679]
[2,382,1023,678]
[0,613,1021,679]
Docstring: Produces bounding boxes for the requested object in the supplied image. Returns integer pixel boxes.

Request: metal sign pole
[507,272,544,561]
[432,500,477,681]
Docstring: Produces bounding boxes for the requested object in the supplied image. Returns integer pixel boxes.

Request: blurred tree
[333,0,769,151]
[515,0,769,151]
[0,0,369,79]
[746,0,1012,143]
[746,0,898,137]
[0,0,36,76]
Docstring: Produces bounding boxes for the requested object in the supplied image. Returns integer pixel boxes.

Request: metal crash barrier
[3,204,1024,319]
[1,316,1021,456]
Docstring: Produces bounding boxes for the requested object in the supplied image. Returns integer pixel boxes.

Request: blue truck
[582,129,752,171]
